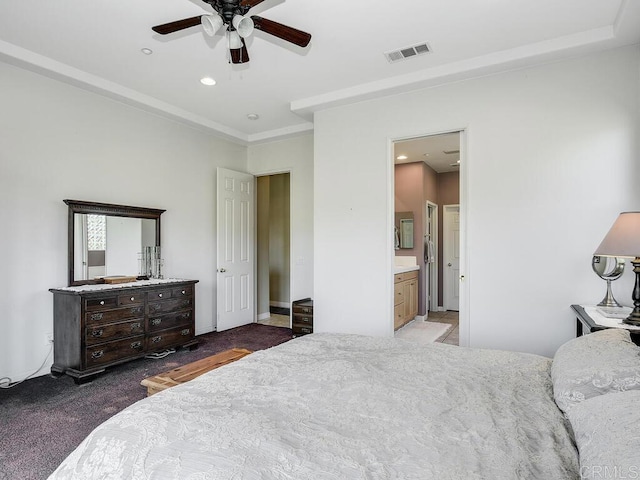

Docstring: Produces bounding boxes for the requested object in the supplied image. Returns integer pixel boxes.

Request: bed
[48,329,640,479]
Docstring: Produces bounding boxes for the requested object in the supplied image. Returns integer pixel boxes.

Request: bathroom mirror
[592,255,625,307]
[65,200,165,286]
[395,212,414,249]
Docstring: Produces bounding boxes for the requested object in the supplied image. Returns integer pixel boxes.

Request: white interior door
[443,204,460,311]
[216,167,255,331]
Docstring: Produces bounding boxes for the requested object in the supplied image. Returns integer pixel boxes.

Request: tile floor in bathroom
[258,310,459,346]
[427,310,460,345]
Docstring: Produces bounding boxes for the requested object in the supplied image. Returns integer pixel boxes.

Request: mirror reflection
[395,212,414,249]
[73,214,157,281]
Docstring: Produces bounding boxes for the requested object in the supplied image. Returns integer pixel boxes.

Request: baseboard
[257,312,271,321]
[269,301,289,309]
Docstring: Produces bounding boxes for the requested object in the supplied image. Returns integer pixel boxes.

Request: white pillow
[551,328,640,413]
[566,390,640,479]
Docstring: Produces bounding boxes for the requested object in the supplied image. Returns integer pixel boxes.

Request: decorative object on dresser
[591,255,624,307]
[394,269,418,330]
[141,348,252,396]
[50,279,199,383]
[292,298,313,336]
[594,211,640,325]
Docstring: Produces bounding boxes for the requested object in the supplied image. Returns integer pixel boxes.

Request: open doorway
[393,131,461,345]
[256,173,291,328]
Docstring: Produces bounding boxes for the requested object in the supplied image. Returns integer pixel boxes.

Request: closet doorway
[256,173,291,328]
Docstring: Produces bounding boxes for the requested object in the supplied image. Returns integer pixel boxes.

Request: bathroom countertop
[394,265,419,274]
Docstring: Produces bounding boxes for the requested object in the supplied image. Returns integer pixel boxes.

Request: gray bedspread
[48,333,578,479]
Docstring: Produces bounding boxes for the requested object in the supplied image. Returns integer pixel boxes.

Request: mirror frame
[64,199,165,286]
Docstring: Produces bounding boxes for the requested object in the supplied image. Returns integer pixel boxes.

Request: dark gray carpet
[0,324,292,480]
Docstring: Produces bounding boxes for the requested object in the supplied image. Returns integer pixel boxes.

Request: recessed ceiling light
[396,155,408,160]
[141,48,153,55]
[200,77,216,86]
[423,153,430,157]
[247,113,259,120]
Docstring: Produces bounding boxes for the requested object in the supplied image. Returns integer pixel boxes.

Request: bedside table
[571,305,640,345]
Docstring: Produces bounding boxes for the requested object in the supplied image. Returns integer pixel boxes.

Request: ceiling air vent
[385,43,431,63]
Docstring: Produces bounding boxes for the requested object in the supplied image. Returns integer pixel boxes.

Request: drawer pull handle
[91,350,104,359]
[130,296,135,301]
[131,322,141,330]
[91,329,104,337]
[99,301,105,306]
[130,341,142,349]
[158,293,163,298]
[151,318,162,326]
[181,290,186,295]
[131,307,142,315]
[152,336,162,343]
[91,313,103,321]
[181,328,191,336]
[302,308,310,313]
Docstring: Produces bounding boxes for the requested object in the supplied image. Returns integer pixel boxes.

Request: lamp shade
[594,212,640,258]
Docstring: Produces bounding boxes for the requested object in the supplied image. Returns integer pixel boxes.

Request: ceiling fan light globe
[232,15,254,38]
[201,14,223,36]
[228,30,243,49]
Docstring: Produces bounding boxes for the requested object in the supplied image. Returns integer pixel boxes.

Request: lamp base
[623,309,640,326]
[622,258,640,327]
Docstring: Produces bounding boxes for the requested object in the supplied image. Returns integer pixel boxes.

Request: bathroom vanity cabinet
[394,270,418,330]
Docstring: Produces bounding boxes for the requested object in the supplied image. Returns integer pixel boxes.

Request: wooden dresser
[394,270,418,330]
[50,279,198,383]
[292,298,313,336]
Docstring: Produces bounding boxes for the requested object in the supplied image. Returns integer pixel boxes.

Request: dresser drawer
[146,327,194,351]
[85,319,144,345]
[394,283,404,305]
[148,289,173,301]
[86,305,145,325]
[172,285,193,297]
[85,296,118,311]
[85,335,145,368]
[292,324,313,335]
[118,292,145,305]
[293,304,313,315]
[293,314,312,326]
[148,296,193,315]
[147,310,193,333]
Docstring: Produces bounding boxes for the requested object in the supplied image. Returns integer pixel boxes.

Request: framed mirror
[65,200,165,286]
[395,212,414,249]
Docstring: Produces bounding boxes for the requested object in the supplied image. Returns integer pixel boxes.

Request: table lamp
[594,212,640,326]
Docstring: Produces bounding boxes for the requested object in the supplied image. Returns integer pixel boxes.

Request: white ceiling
[1,0,638,145]
[395,132,460,174]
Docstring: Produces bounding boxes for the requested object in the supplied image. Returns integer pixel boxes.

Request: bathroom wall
[437,171,460,306]
[394,162,438,315]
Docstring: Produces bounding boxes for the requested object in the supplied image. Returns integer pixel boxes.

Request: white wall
[248,135,314,305]
[314,46,640,357]
[0,60,247,382]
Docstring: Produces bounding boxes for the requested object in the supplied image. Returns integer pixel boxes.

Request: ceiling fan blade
[240,0,267,8]
[251,16,311,47]
[152,16,202,35]
[230,39,250,64]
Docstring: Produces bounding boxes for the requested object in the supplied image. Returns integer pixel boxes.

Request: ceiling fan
[152,0,312,64]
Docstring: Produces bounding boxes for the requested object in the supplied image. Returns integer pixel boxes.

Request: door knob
[448,263,452,267]
[218,268,226,273]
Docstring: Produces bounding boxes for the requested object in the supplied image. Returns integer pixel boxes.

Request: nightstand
[571,305,640,345]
